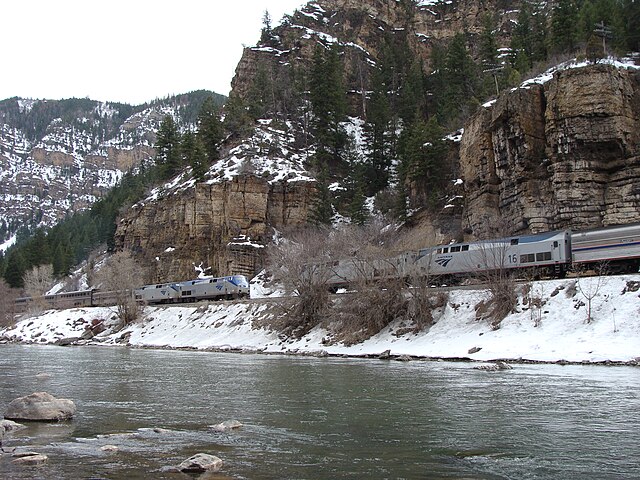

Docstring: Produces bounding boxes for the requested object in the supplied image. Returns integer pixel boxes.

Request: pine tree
[309,43,348,166]
[310,162,334,225]
[155,115,182,180]
[196,96,223,163]
[4,250,26,289]
[364,64,393,195]
[348,165,369,225]
[550,0,579,54]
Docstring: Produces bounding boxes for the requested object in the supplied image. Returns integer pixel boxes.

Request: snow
[0,234,16,253]
[3,274,639,365]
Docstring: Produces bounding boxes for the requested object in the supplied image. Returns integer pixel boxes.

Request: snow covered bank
[2,274,639,365]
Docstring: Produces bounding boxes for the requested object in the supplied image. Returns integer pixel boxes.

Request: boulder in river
[210,420,243,432]
[178,453,223,473]
[4,392,76,421]
[474,361,513,371]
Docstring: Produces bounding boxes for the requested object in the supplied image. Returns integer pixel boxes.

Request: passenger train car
[325,230,572,288]
[571,223,640,272]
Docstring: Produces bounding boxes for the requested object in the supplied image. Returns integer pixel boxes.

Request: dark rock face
[4,392,76,422]
[460,64,640,238]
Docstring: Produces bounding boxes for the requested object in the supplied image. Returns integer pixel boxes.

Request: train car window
[511,239,519,245]
[544,252,551,260]
[436,248,442,254]
[442,247,449,253]
[462,245,469,251]
[554,241,558,247]
[451,246,461,252]
[182,291,192,296]
[536,253,544,262]
[520,254,535,263]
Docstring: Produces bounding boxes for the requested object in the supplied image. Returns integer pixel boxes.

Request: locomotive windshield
[232,275,249,287]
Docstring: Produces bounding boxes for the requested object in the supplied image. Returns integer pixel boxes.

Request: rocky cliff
[460,62,640,238]
[115,175,314,280]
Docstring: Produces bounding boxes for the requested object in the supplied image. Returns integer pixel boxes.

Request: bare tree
[97,251,146,327]
[23,264,54,311]
[0,279,20,328]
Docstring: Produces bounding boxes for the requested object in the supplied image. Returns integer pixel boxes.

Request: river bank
[1,274,639,365]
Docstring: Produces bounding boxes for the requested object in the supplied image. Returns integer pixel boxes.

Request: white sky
[1,0,305,105]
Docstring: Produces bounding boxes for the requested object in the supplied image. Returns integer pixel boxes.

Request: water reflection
[0,345,638,479]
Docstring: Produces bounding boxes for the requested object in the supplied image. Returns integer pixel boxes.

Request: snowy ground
[1,274,639,365]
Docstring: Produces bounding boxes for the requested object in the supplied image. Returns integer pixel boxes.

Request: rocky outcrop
[460,63,640,238]
[4,392,76,422]
[115,175,314,280]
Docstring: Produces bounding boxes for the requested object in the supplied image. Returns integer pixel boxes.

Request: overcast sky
[1,0,305,105]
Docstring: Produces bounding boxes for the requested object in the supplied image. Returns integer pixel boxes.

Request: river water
[0,345,638,479]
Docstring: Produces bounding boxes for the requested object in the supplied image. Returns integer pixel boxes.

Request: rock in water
[178,453,223,473]
[4,392,76,421]
[210,420,243,432]
[1,419,26,437]
[12,452,49,465]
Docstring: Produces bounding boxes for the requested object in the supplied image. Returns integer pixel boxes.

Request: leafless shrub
[96,251,145,327]
[265,226,335,338]
[324,221,413,344]
[575,262,608,324]
[521,277,545,327]
[470,219,518,327]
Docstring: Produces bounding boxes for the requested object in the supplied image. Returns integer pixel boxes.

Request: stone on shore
[178,453,223,473]
[4,392,76,421]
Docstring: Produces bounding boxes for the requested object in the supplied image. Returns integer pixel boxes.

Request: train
[14,223,640,311]
[323,223,640,289]
[15,275,251,311]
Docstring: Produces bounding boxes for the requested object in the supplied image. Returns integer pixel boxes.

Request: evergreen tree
[347,165,369,225]
[310,162,334,225]
[155,115,182,180]
[5,250,26,288]
[223,94,253,138]
[550,0,579,54]
[364,64,393,195]
[196,96,223,163]
[399,117,447,203]
[439,34,479,125]
[309,44,348,166]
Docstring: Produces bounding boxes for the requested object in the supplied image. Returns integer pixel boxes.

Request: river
[0,345,638,479]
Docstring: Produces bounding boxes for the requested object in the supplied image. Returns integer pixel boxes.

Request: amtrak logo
[216,285,223,291]
[435,256,453,268]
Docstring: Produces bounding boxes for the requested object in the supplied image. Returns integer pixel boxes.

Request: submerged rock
[4,392,76,421]
[1,419,26,437]
[178,453,223,473]
[12,452,48,465]
[210,420,243,432]
[474,361,513,371]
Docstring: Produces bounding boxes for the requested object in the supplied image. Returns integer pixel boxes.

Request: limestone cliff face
[115,176,314,280]
[460,63,640,238]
